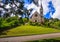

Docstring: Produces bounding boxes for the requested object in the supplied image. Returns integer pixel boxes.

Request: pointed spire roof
[40,0,43,8]
[41,3,43,8]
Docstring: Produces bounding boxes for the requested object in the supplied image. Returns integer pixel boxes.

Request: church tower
[40,0,44,24]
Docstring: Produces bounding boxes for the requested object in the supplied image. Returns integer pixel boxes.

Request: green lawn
[0,25,60,38]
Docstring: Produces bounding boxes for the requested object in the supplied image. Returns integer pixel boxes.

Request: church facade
[30,3,44,24]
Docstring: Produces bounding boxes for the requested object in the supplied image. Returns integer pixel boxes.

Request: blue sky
[23,0,55,19]
[24,0,32,4]
[24,0,60,19]
[44,1,55,19]
[1,0,60,19]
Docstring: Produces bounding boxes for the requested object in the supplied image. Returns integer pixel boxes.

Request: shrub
[6,16,18,22]
[9,20,20,28]
[29,21,41,26]
[50,21,60,29]
[0,17,21,32]
[23,18,29,23]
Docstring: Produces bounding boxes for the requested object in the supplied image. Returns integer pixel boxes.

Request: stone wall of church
[30,12,41,23]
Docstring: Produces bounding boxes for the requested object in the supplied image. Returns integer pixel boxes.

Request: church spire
[40,0,44,24]
[40,0,43,15]
[41,1,43,9]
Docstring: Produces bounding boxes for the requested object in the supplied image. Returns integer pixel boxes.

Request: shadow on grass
[0,25,20,35]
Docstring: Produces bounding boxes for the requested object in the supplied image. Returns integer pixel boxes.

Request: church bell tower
[40,0,44,24]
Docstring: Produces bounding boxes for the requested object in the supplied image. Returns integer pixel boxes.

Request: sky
[23,0,60,19]
[1,0,60,19]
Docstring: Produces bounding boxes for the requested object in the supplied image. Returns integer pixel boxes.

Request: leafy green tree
[0,0,24,18]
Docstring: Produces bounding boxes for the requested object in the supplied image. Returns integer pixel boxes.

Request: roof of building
[29,9,40,18]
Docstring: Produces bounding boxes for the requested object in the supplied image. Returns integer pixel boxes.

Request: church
[30,1,44,24]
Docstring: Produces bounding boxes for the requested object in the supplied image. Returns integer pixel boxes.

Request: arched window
[35,14,37,17]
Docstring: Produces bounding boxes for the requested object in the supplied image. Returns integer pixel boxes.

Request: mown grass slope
[0,25,60,37]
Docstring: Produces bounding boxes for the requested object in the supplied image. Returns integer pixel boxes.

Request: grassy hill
[0,25,60,38]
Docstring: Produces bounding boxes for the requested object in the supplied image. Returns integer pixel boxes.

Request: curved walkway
[0,33,60,42]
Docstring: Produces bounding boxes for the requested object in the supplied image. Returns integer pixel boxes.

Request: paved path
[0,33,60,42]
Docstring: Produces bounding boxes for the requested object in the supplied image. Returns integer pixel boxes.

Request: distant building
[30,1,44,24]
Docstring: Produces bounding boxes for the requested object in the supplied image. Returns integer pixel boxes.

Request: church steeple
[40,0,44,24]
[40,0,43,14]
[40,3,43,15]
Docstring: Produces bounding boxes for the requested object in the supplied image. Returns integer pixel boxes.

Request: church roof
[29,1,43,18]
[29,9,40,18]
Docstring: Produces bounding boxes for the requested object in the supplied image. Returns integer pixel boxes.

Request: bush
[18,17,24,25]
[9,20,20,27]
[44,18,60,29]
[5,17,20,28]
[23,18,29,23]
[29,21,41,26]
[0,17,22,32]
[0,18,10,32]
[6,16,18,22]
[50,21,60,29]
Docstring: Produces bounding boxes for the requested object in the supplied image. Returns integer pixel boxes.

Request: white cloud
[1,0,60,19]
[42,0,50,15]
[25,0,50,15]
[5,4,11,9]
[52,0,60,19]
[24,3,29,8]
[24,2,40,14]
[41,0,60,19]
[0,2,4,6]
[25,0,60,19]
[52,7,60,19]
[26,2,38,10]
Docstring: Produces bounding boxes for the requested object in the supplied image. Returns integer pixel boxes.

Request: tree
[9,0,24,17]
[0,10,2,17]
[0,0,24,18]
[23,8,33,18]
